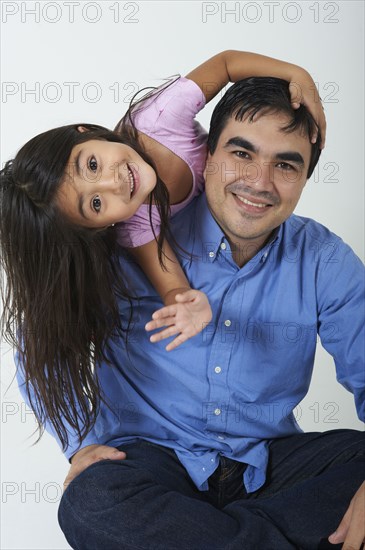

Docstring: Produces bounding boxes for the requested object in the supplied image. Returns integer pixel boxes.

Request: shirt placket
[205,274,246,440]
[203,236,277,443]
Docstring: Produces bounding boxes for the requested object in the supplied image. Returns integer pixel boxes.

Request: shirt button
[217,435,225,440]
[214,366,222,374]
[209,251,215,258]
[214,408,221,416]
[224,320,231,327]
[220,242,227,250]
[210,458,215,462]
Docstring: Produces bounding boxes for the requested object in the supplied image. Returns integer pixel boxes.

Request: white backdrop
[1,1,364,549]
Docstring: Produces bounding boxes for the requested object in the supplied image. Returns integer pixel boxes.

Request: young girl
[0,50,325,448]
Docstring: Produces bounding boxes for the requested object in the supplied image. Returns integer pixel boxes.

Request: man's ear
[203,153,212,180]
[204,153,217,181]
[77,126,89,133]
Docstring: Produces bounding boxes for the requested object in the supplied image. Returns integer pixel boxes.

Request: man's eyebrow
[275,152,304,166]
[225,137,257,153]
[225,138,305,166]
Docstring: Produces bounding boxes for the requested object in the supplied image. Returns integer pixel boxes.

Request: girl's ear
[77,126,89,133]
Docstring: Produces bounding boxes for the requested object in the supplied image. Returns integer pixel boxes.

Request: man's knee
[326,429,365,460]
[61,457,148,514]
[58,458,151,548]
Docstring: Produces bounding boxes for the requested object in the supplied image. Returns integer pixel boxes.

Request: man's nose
[244,161,274,191]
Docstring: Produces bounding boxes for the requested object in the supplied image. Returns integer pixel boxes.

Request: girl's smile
[58,139,157,227]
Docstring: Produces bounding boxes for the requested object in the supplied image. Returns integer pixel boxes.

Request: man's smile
[235,196,269,208]
[226,183,278,215]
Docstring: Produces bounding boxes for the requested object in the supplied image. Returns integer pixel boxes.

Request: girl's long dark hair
[115,77,179,265]
[0,121,170,450]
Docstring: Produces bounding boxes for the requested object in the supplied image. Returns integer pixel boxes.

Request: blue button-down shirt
[17,193,365,492]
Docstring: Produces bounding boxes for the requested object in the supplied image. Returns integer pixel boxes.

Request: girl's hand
[145,290,212,351]
[289,68,326,148]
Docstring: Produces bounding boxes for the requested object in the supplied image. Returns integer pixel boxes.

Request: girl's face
[57,139,157,227]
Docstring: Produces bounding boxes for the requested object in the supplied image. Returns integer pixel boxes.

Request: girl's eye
[88,157,98,172]
[91,196,102,212]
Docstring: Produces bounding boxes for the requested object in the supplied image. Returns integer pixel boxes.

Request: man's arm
[317,242,365,422]
[315,240,364,548]
[15,354,126,486]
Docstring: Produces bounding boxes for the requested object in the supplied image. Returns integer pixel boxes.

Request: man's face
[204,112,312,258]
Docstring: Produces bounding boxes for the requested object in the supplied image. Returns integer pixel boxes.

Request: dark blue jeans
[59,429,365,549]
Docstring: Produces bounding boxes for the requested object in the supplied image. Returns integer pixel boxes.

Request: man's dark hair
[207,77,321,179]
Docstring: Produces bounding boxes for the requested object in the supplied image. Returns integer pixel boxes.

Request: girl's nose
[102,164,130,198]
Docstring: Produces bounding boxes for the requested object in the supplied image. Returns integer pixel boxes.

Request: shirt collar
[194,193,225,263]
[259,225,282,263]
[194,193,283,264]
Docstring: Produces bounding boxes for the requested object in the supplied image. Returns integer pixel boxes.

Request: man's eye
[91,196,102,212]
[277,162,295,171]
[234,151,251,159]
[88,157,98,172]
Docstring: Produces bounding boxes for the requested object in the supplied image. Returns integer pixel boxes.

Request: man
[60,78,364,548]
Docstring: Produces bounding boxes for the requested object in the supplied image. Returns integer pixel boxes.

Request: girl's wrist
[163,287,191,306]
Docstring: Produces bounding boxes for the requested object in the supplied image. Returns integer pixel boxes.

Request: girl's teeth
[128,167,134,194]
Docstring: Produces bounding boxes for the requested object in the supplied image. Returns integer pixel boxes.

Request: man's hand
[63,444,126,491]
[288,68,327,148]
[328,481,365,549]
[145,290,212,351]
